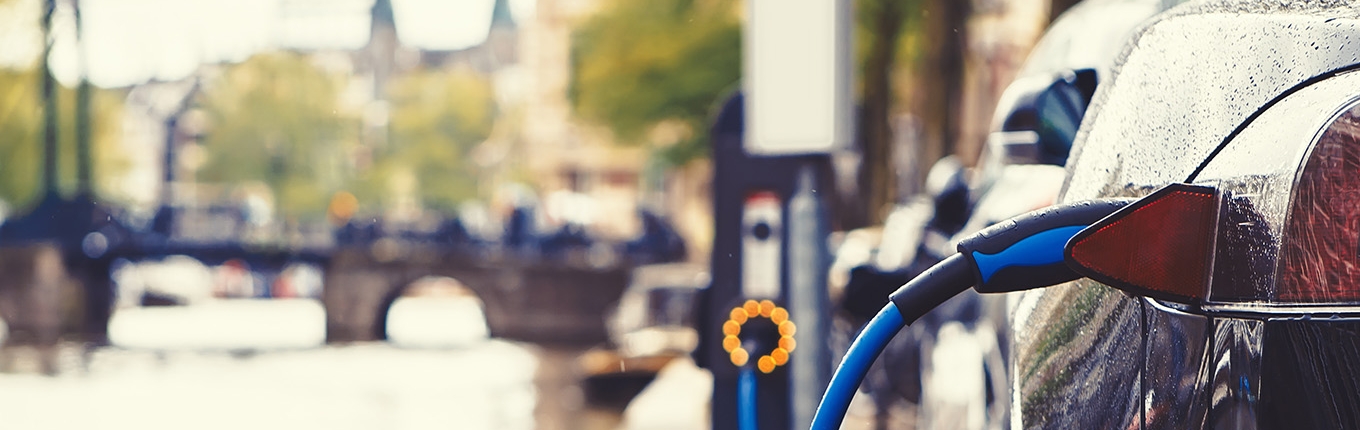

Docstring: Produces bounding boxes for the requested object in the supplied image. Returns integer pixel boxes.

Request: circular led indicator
[723,300,797,373]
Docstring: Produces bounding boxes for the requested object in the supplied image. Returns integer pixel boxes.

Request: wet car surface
[1019,1,1360,428]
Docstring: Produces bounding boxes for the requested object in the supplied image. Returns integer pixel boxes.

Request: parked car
[1015,1,1360,427]
[831,0,1186,426]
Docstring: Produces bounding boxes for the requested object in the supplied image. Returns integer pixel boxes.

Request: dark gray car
[1019,1,1360,428]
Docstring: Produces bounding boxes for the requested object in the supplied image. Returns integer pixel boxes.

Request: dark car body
[1018,1,1360,428]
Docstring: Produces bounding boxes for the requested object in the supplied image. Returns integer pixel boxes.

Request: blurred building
[511,0,647,241]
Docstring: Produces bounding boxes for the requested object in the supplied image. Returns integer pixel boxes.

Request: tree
[0,68,126,212]
[196,53,497,222]
[0,69,42,208]
[196,52,356,221]
[852,0,912,228]
[850,0,969,228]
[373,66,496,212]
[569,0,977,228]
[570,0,741,165]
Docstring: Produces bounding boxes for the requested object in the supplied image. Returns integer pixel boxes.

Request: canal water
[0,296,614,430]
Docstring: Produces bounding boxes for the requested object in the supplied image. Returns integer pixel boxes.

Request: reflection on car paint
[1012,280,1141,429]
[1142,298,1211,429]
[1207,191,1277,302]
[1206,317,1261,429]
[1258,319,1360,428]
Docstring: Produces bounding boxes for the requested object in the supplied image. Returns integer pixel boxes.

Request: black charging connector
[959,199,1133,293]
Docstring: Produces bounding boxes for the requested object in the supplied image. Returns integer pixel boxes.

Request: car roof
[1061,0,1360,202]
[1018,0,1185,78]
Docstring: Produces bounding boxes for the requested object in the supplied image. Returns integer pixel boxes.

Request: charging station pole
[699,0,851,428]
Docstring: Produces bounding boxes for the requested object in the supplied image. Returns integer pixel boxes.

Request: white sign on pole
[741,191,782,299]
[744,0,852,155]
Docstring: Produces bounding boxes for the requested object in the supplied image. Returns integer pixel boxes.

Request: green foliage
[847,0,966,226]
[195,53,497,221]
[570,0,740,165]
[0,69,41,208]
[0,68,126,211]
[378,66,496,212]
[62,84,129,200]
[853,0,926,94]
[197,52,355,221]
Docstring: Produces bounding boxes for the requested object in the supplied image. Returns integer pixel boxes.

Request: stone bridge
[0,242,637,365]
[324,245,631,346]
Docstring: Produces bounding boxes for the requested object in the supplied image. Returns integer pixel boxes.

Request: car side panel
[1011,280,1142,429]
[1257,319,1360,429]
[1142,300,1211,429]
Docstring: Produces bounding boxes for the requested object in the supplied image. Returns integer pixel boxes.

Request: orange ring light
[723,300,797,373]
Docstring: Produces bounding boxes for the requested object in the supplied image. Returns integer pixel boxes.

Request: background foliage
[197,53,354,221]
[570,0,741,165]
[197,54,497,220]
[0,67,125,212]
[379,66,496,212]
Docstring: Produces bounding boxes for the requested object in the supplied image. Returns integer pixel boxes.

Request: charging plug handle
[959,199,1133,293]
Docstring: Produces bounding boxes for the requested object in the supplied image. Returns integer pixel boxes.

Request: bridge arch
[322,247,515,344]
[375,276,493,346]
[322,246,632,347]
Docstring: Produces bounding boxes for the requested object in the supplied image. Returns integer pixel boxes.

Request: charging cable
[811,199,1132,430]
[739,368,758,430]
[724,299,795,430]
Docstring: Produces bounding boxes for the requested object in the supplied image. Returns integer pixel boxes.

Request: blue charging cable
[814,302,905,428]
[738,368,759,430]
[811,199,1133,430]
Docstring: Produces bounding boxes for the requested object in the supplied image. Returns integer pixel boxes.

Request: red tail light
[1277,106,1360,302]
[1065,184,1219,304]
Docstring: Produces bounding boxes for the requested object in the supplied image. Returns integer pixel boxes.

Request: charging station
[700,92,833,429]
[741,191,782,300]
[698,1,851,427]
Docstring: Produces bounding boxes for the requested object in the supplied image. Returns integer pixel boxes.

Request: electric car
[1013,1,1360,428]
